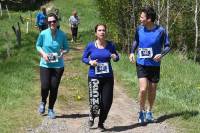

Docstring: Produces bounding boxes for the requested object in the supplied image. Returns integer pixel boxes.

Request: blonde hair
[72,10,77,15]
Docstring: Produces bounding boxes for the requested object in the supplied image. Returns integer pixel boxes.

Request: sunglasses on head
[48,20,57,24]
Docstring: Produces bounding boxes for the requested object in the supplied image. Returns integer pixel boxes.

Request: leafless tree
[194,0,199,61]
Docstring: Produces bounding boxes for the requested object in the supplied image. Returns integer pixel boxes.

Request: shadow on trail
[107,123,142,132]
[107,110,199,132]
[155,110,199,123]
[56,113,88,119]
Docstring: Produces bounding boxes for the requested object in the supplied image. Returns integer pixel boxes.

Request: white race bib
[47,53,59,63]
[95,62,109,75]
[138,48,153,58]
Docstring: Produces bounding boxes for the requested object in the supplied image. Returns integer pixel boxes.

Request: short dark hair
[47,13,58,21]
[95,24,107,32]
[141,6,156,22]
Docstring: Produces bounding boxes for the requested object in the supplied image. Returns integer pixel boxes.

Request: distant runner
[69,10,80,42]
[35,6,48,32]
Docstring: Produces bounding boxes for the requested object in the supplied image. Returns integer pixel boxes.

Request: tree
[194,0,199,61]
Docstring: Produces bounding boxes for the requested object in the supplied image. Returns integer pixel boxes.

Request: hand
[89,59,98,66]
[129,53,135,64]
[111,54,117,60]
[153,54,162,62]
[59,49,68,58]
[58,52,63,58]
[59,50,64,58]
[42,53,49,62]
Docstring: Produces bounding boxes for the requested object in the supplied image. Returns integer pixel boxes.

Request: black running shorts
[136,63,160,83]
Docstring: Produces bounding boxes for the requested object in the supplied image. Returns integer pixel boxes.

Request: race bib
[47,53,58,63]
[138,48,153,58]
[95,62,109,74]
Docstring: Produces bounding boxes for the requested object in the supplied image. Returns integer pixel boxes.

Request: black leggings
[88,77,114,124]
[71,27,78,39]
[40,67,64,109]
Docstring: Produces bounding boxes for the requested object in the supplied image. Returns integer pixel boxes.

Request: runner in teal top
[36,27,69,68]
[36,13,69,119]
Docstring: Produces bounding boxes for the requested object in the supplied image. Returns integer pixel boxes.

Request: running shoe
[38,102,45,114]
[88,114,94,127]
[48,109,56,119]
[98,123,106,132]
[138,111,146,124]
[146,111,154,123]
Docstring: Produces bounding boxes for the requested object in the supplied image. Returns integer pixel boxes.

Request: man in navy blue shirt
[129,6,170,125]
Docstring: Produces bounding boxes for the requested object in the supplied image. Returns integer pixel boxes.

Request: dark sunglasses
[48,20,57,24]
[97,29,106,32]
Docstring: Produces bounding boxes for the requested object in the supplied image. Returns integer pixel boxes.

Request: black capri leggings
[88,77,114,124]
[71,27,78,38]
[40,67,64,109]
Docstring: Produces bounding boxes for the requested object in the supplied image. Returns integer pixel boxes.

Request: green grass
[112,52,200,133]
[0,32,41,133]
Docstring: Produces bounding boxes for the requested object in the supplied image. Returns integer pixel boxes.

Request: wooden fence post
[17,22,21,46]
[20,15,24,24]
[5,5,10,19]
[12,22,21,46]
[26,21,29,33]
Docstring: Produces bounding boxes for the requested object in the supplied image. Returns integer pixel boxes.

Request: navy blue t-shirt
[82,41,119,78]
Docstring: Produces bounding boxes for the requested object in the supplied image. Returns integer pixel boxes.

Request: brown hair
[94,24,107,33]
[141,6,157,22]
[47,12,58,21]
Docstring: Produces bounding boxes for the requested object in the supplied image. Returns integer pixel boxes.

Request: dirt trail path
[28,46,177,133]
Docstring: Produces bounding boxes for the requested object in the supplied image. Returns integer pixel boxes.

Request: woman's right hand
[89,59,98,66]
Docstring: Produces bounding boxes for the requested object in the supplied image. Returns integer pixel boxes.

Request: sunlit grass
[0,32,41,133]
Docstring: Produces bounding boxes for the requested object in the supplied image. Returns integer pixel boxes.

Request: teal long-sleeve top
[36,28,69,68]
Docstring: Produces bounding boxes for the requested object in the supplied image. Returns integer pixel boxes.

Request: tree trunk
[0,2,2,17]
[157,0,160,25]
[194,0,199,61]
[166,0,170,33]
